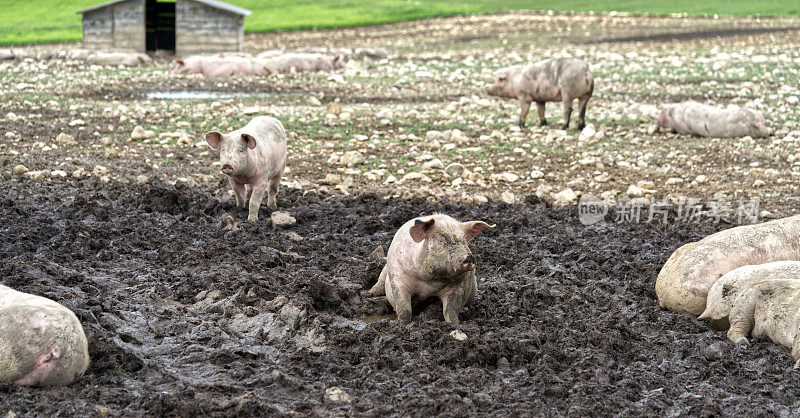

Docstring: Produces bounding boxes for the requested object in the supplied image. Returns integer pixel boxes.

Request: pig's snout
[461,255,476,272]
[221,164,234,175]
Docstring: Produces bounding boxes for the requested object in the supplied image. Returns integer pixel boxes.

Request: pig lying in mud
[261,53,344,74]
[368,214,493,326]
[86,51,152,67]
[173,55,257,77]
[487,57,594,130]
[700,261,800,326]
[0,285,89,386]
[656,215,800,316]
[205,116,287,222]
[657,101,771,138]
[709,278,800,367]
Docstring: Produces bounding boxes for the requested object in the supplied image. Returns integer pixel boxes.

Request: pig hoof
[398,311,412,326]
[578,123,586,130]
[560,124,569,130]
[539,120,548,127]
[735,339,749,349]
[517,121,525,128]
[247,215,258,222]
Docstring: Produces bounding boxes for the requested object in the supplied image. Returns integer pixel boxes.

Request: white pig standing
[369,214,493,326]
[0,285,90,386]
[487,57,594,130]
[205,116,287,222]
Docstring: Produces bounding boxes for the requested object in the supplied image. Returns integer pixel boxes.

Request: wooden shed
[76,0,251,56]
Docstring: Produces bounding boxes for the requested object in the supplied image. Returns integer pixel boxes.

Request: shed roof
[76,0,251,16]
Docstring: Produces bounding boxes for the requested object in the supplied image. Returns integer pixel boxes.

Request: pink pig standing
[205,116,287,222]
[369,214,493,326]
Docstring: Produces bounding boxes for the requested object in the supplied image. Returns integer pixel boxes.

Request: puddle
[144,91,270,100]
[360,313,397,323]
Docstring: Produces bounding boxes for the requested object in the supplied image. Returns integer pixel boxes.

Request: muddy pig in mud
[712,279,800,367]
[368,214,493,326]
[205,116,287,222]
[487,57,594,129]
[700,261,800,327]
[656,214,800,316]
[0,285,89,386]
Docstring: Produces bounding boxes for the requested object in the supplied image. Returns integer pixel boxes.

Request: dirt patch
[591,25,800,44]
[2,178,800,415]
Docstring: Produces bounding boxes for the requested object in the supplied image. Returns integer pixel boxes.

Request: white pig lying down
[173,52,342,76]
[705,277,800,367]
[368,214,494,326]
[487,57,594,130]
[86,51,152,67]
[205,116,287,222]
[700,261,800,324]
[656,214,800,317]
[0,285,89,386]
[657,101,771,138]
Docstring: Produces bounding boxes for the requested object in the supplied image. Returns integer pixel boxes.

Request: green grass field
[1,0,799,45]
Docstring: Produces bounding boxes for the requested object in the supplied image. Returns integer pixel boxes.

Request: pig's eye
[238,147,244,154]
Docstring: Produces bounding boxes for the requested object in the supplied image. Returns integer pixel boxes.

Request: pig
[86,51,152,67]
[172,55,215,74]
[657,101,771,138]
[487,57,594,130]
[202,56,253,77]
[262,53,344,74]
[368,214,494,326]
[656,214,800,316]
[353,48,388,60]
[0,285,89,386]
[205,116,287,222]
[716,279,800,367]
[700,261,800,326]
[256,49,286,60]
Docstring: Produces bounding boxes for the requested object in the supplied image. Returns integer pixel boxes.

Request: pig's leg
[368,265,388,296]
[577,95,590,130]
[792,335,800,369]
[247,184,267,222]
[386,272,413,325]
[536,102,547,126]
[560,98,573,130]
[245,185,253,203]
[518,99,531,128]
[267,176,280,210]
[441,287,465,326]
[726,290,757,347]
[229,178,247,209]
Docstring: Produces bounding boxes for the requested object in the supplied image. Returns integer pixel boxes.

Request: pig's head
[332,55,345,70]
[410,216,493,282]
[486,69,516,98]
[205,130,257,176]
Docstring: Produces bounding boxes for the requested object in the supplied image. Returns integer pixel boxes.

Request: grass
[2,0,800,45]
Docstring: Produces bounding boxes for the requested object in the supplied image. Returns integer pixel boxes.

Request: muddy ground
[3,10,800,416]
[4,178,800,416]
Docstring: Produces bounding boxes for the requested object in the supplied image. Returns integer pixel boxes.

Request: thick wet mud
[2,179,800,416]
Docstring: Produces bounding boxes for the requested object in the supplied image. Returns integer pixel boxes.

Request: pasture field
[2,11,800,415]
[1,0,800,44]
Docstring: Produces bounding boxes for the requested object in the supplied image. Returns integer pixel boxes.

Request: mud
[2,177,800,416]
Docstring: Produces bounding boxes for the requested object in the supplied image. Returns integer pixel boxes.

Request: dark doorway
[145,0,176,53]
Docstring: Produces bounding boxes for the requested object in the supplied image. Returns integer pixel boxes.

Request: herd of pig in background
[0,42,787,389]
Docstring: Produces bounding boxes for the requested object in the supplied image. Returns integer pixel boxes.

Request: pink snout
[462,255,476,272]
[221,164,234,175]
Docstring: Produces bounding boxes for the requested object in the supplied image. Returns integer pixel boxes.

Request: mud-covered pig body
[657,101,771,138]
[487,57,594,129]
[719,279,800,367]
[700,261,800,323]
[656,215,800,316]
[205,116,287,222]
[368,214,493,325]
[0,285,89,386]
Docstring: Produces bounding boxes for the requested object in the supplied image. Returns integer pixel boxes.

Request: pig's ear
[241,133,257,149]
[462,221,494,241]
[205,131,223,149]
[175,59,184,66]
[409,218,436,243]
